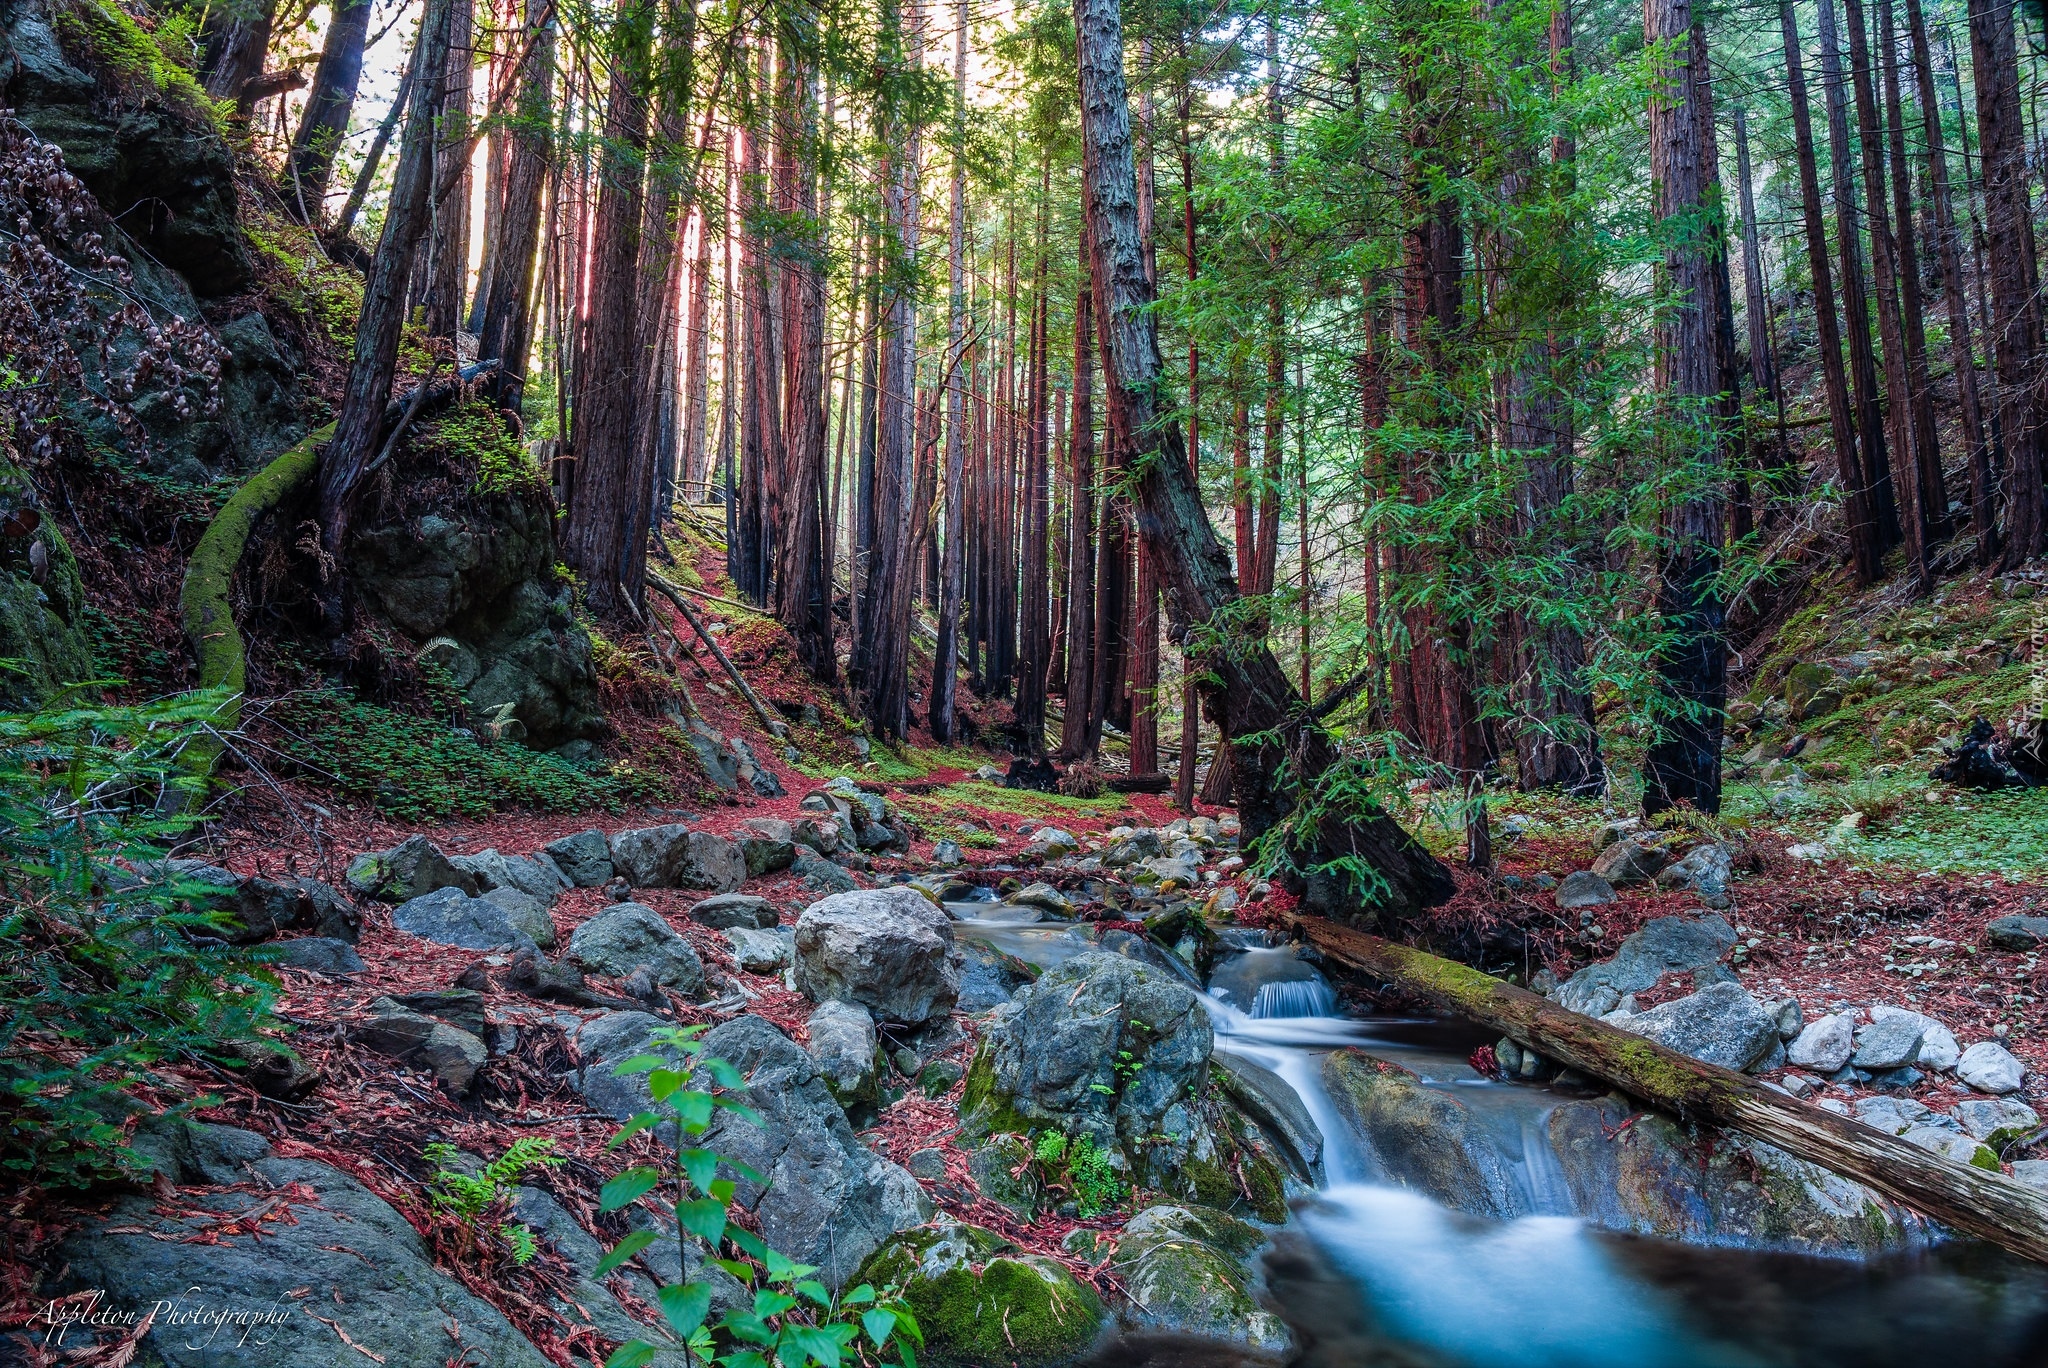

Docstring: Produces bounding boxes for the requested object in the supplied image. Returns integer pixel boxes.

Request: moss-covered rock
[1547,1094,1912,1255]
[1320,1050,1521,1219]
[854,1222,1104,1367]
[0,463,93,708]
[1108,1205,1292,1361]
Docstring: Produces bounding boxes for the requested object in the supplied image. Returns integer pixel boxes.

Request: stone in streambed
[1107,1204,1292,1360]
[1603,981,1780,1072]
[451,848,565,900]
[852,1222,1103,1367]
[726,926,792,973]
[805,999,881,1113]
[1320,1050,1521,1219]
[1953,1097,2040,1146]
[569,903,706,994]
[794,887,961,1025]
[608,824,745,892]
[734,817,798,876]
[1786,1013,1856,1073]
[482,886,558,948]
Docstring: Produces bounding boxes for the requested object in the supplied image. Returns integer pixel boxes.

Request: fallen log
[646,573,787,741]
[1286,912,2048,1266]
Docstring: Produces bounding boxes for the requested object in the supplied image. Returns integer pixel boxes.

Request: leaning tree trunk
[1284,913,2048,1267]
[285,0,374,218]
[1640,14,1729,818]
[315,0,455,597]
[1073,0,1452,915]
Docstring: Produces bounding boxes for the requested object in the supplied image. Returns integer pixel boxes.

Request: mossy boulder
[1107,1205,1292,1361]
[0,463,93,708]
[1785,661,1842,722]
[854,1222,1104,1367]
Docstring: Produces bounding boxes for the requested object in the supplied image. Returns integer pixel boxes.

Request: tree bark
[1061,248,1101,761]
[1284,913,2048,1268]
[423,0,474,338]
[315,0,455,589]
[201,0,278,116]
[285,0,374,217]
[931,0,971,741]
[475,10,554,401]
[1073,0,1452,914]
[1640,12,1729,819]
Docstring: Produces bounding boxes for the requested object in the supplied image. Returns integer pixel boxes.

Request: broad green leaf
[672,1089,714,1129]
[676,1146,721,1194]
[701,1057,745,1088]
[795,1279,832,1308]
[752,1289,800,1320]
[606,1112,660,1148]
[841,1284,876,1307]
[710,1257,756,1282]
[613,1054,666,1076]
[861,1308,898,1349]
[719,1100,767,1130]
[598,1166,662,1212]
[648,1067,685,1101]
[718,1310,775,1345]
[603,1339,655,1368]
[656,1281,712,1342]
[593,1229,657,1277]
[780,1324,846,1367]
[725,1226,768,1259]
[709,1178,737,1203]
[677,1196,727,1244]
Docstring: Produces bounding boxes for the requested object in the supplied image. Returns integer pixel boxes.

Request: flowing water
[946,903,2048,1366]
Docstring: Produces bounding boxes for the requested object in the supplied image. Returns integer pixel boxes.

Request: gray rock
[1207,948,1326,1016]
[609,825,746,892]
[569,903,706,994]
[360,997,440,1057]
[225,874,357,943]
[508,1185,722,1359]
[1323,1051,1522,1217]
[793,816,844,855]
[452,848,565,901]
[726,926,792,974]
[417,1022,488,1092]
[346,834,477,903]
[1553,913,1737,1016]
[1590,835,1672,886]
[1786,1014,1856,1073]
[1555,870,1618,909]
[731,736,786,797]
[968,951,1213,1179]
[1851,1015,1926,1071]
[734,818,798,877]
[1006,881,1073,914]
[390,988,489,1038]
[1138,853,1201,886]
[272,937,366,976]
[1984,914,2048,951]
[696,1016,929,1287]
[1769,996,1805,1039]
[967,1133,1044,1218]
[956,937,1039,1012]
[805,1000,881,1112]
[683,718,744,791]
[793,887,961,1024]
[930,838,963,867]
[792,844,860,893]
[1953,1097,2041,1146]
[56,1148,552,1368]
[1606,981,1781,1072]
[544,830,614,887]
[1851,1095,1948,1135]
[392,885,538,952]
[1957,1041,2026,1094]
[573,1012,674,1120]
[1899,1125,1997,1169]
[1869,1005,1959,1071]
[1021,826,1080,860]
[1213,1049,1324,1183]
[483,887,558,948]
[1109,1205,1292,1359]
[691,892,779,930]
[907,1148,948,1180]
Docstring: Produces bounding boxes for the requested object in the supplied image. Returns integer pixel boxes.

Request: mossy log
[1287,912,2048,1265]
[177,423,333,771]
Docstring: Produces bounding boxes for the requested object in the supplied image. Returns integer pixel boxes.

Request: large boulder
[805,1000,882,1113]
[793,888,961,1025]
[543,829,614,887]
[695,1016,930,1287]
[690,892,778,930]
[852,1222,1103,1367]
[572,1011,674,1121]
[1590,835,1672,886]
[346,835,478,903]
[55,1126,552,1367]
[0,456,93,709]
[1321,1051,1523,1219]
[735,817,798,876]
[391,885,538,952]
[1106,1205,1292,1360]
[1603,981,1781,1072]
[609,824,745,892]
[1552,913,1737,1016]
[482,887,558,949]
[451,848,564,901]
[568,902,706,994]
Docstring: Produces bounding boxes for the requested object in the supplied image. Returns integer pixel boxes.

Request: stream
[947,901,2048,1368]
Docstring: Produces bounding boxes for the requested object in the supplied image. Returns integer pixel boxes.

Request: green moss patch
[856,1223,1104,1368]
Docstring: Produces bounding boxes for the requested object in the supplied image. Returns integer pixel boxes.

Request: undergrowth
[261,687,669,819]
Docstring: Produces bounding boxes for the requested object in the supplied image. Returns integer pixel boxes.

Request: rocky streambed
[17,796,2048,1367]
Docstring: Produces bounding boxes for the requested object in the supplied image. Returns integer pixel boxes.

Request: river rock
[805,999,881,1113]
[931,838,963,866]
[696,1015,929,1287]
[735,817,798,876]
[1020,826,1080,861]
[793,844,861,893]
[956,938,1039,1012]
[726,926,792,974]
[1006,882,1073,914]
[482,887,558,948]
[1138,853,1201,886]
[416,1021,488,1092]
[1985,915,2048,950]
[1956,1041,2026,1094]
[1851,1015,1926,1071]
[1213,1050,1324,1184]
[55,1131,552,1368]
[793,887,961,1025]
[690,892,778,929]
[609,824,745,892]
[1786,1013,1856,1072]
[451,848,564,901]
[1868,1005,1959,1071]
[853,1222,1103,1367]
[1658,842,1734,906]
[1321,1051,1521,1218]
[272,936,366,975]
[1555,870,1617,909]
[967,951,1213,1160]
[346,834,478,902]
[543,829,614,886]
[1108,1205,1292,1359]
[1954,1097,2040,1146]
[1604,981,1780,1071]
[1899,1125,1998,1169]
[1552,913,1737,1016]
[569,903,706,993]
[966,1134,1044,1219]
[1590,835,1672,886]
[391,885,539,952]
[1548,1096,1910,1254]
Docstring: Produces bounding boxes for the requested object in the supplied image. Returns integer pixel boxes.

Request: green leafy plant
[1025,1130,1126,1220]
[0,689,278,1188]
[422,1137,563,1265]
[594,1026,923,1367]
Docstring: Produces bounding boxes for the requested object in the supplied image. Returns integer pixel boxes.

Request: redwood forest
[7,0,2048,1356]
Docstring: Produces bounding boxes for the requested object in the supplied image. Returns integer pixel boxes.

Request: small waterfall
[1250,978,1338,1019]
[1512,1112,1575,1216]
